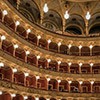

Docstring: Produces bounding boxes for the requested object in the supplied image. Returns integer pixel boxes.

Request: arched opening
[37,77,47,90]
[70,46,79,56]
[93,81,100,93]
[4,15,15,30]
[28,33,37,45]
[27,54,37,65]
[81,46,90,56]
[92,46,100,56]
[27,96,35,100]
[39,38,47,49]
[59,80,68,92]
[14,71,25,86]
[16,25,27,38]
[70,81,79,93]
[2,40,14,55]
[81,64,90,74]
[0,66,12,81]
[43,10,62,31]
[49,42,58,52]
[82,81,91,93]
[26,75,36,88]
[60,45,68,54]
[48,79,58,91]
[92,63,100,74]
[59,63,68,73]
[15,47,25,61]
[70,63,79,74]
[38,58,47,69]
[49,60,58,71]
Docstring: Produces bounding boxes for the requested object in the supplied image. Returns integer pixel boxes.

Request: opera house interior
[0,0,100,100]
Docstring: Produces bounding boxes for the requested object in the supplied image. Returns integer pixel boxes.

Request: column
[79,81,83,93]
[68,81,72,92]
[47,59,51,69]
[17,0,20,10]
[90,63,93,74]
[13,44,19,56]
[15,21,20,32]
[68,62,72,73]
[36,76,40,88]
[85,21,89,36]
[57,80,61,91]
[57,61,61,72]
[89,45,93,56]
[26,29,31,39]
[47,78,50,90]
[79,63,82,74]
[25,51,30,62]
[79,45,82,56]
[47,39,51,50]
[37,35,41,46]
[12,68,17,82]
[0,35,6,49]
[36,55,40,67]
[68,44,72,55]
[62,19,66,32]
[58,42,61,53]
[90,81,94,93]
[24,73,29,86]
[2,10,8,22]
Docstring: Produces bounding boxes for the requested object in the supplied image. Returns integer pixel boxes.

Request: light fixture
[13,68,17,73]
[79,62,83,67]
[68,80,72,84]
[3,10,8,16]
[0,62,4,67]
[79,81,83,85]
[68,62,72,66]
[79,45,82,49]
[36,76,40,80]
[0,91,2,95]
[68,44,72,48]
[46,98,50,100]
[24,72,29,77]
[24,96,28,100]
[90,81,94,85]
[90,63,93,67]
[85,11,91,20]
[26,29,31,33]
[15,21,20,26]
[89,45,93,49]
[11,93,16,97]
[43,3,49,13]
[26,51,30,55]
[47,59,51,63]
[47,78,51,81]
[58,42,61,46]
[37,35,41,39]
[14,44,19,49]
[35,97,39,100]
[1,35,6,40]
[37,55,40,60]
[64,10,70,19]
[58,79,61,83]
[47,39,51,44]
[58,61,61,65]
